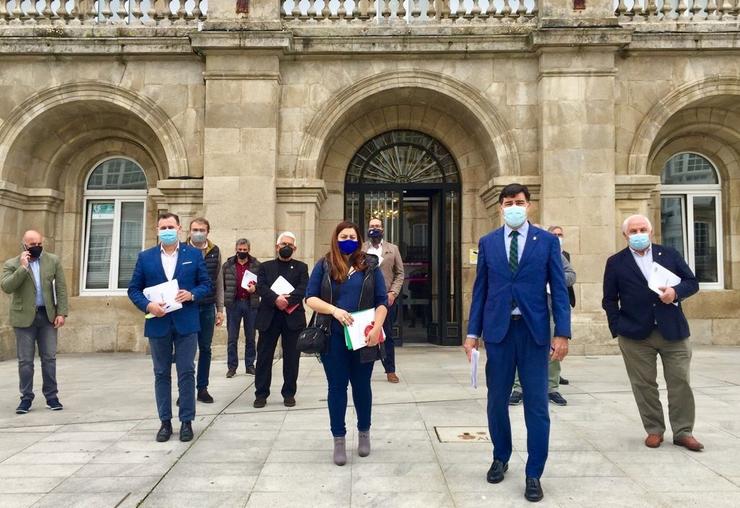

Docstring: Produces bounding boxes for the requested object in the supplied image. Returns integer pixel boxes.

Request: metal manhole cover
[434,426,490,443]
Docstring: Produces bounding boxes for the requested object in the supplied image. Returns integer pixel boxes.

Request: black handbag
[296,312,330,354]
[296,260,334,355]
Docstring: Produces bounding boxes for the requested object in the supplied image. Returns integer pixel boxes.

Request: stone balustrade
[0,0,207,26]
[281,0,538,23]
[614,0,739,22]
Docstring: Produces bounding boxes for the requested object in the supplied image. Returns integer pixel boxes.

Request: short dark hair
[190,217,210,232]
[157,212,180,225]
[498,183,530,204]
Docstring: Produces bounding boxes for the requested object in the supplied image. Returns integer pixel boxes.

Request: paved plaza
[0,346,739,507]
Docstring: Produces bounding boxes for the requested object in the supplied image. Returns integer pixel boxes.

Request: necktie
[509,230,519,272]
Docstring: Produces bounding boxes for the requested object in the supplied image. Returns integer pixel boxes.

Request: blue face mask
[629,233,650,251]
[158,229,179,246]
[338,239,359,255]
[503,205,527,228]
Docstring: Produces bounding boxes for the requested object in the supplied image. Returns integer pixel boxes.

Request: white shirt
[366,241,384,266]
[630,244,653,281]
[160,244,179,281]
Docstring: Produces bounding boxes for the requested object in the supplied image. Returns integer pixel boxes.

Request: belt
[510,314,522,321]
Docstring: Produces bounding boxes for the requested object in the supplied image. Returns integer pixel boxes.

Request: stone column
[533,26,631,352]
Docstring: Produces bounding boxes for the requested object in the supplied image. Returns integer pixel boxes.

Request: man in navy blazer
[465,183,570,503]
[128,212,212,443]
[602,214,703,452]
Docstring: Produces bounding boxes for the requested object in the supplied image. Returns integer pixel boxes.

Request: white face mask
[503,205,527,228]
[558,237,564,247]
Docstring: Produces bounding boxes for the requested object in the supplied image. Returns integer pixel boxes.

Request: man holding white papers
[602,214,703,452]
[128,212,213,443]
[253,232,308,408]
[219,238,261,378]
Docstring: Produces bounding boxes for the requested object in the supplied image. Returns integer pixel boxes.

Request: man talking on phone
[2,230,68,415]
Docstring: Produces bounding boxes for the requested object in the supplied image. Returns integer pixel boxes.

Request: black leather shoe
[253,398,266,409]
[509,391,522,406]
[246,366,256,376]
[548,392,568,406]
[283,396,296,407]
[197,389,214,403]
[524,477,543,502]
[486,459,508,484]
[156,421,172,442]
[559,376,569,385]
[179,422,194,442]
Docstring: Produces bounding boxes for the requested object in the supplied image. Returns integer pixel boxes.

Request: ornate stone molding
[275,179,328,208]
[0,181,64,212]
[614,174,660,200]
[480,176,542,212]
[149,179,204,210]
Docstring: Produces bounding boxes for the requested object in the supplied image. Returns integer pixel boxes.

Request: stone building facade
[0,0,738,359]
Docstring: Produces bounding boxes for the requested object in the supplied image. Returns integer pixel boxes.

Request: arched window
[82,158,147,293]
[660,152,723,288]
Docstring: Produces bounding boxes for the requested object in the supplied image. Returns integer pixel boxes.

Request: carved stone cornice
[480,176,541,212]
[275,178,327,208]
[149,179,204,209]
[614,174,660,200]
[0,181,64,212]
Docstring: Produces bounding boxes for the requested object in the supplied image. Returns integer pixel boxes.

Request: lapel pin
[533,236,537,240]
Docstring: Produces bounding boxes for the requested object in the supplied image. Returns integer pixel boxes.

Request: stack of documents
[143,279,182,317]
[271,276,299,314]
[344,308,385,350]
[240,270,258,289]
[648,262,681,305]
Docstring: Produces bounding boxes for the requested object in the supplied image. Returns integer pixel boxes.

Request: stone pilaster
[275,178,327,263]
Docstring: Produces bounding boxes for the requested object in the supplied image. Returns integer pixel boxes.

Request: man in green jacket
[1,230,68,414]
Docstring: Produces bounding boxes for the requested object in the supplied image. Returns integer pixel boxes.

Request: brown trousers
[618,330,695,439]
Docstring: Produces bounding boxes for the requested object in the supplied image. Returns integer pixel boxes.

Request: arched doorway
[344,130,461,346]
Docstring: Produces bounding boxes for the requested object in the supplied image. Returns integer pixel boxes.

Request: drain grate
[434,426,490,443]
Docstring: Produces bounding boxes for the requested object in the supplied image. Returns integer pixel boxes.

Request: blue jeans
[149,331,197,423]
[196,304,216,389]
[381,302,398,374]
[321,330,374,437]
[226,300,257,370]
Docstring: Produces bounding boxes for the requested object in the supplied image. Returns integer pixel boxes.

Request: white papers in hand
[648,262,681,297]
[270,275,295,296]
[344,308,383,351]
[470,349,480,389]
[240,270,258,290]
[143,279,182,314]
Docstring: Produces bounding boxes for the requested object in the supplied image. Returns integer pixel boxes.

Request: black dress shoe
[156,421,173,442]
[246,366,256,376]
[559,376,569,385]
[486,459,508,484]
[524,477,543,502]
[253,398,266,408]
[197,389,214,403]
[180,422,194,442]
[509,391,523,406]
[283,396,296,407]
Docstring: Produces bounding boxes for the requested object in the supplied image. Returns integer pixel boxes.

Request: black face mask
[26,245,43,259]
[236,252,249,260]
[368,229,383,240]
[278,246,293,259]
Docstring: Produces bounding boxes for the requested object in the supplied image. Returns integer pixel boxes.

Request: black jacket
[255,258,309,332]
[602,244,699,341]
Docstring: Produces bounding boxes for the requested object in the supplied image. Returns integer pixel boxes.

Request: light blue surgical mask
[628,233,650,251]
[159,229,179,246]
[503,205,527,229]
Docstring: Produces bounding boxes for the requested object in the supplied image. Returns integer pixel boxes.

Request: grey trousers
[15,308,58,402]
[618,330,695,439]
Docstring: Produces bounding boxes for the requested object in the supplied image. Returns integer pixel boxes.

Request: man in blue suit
[128,212,213,443]
[602,214,703,452]
[465,183,570,503]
